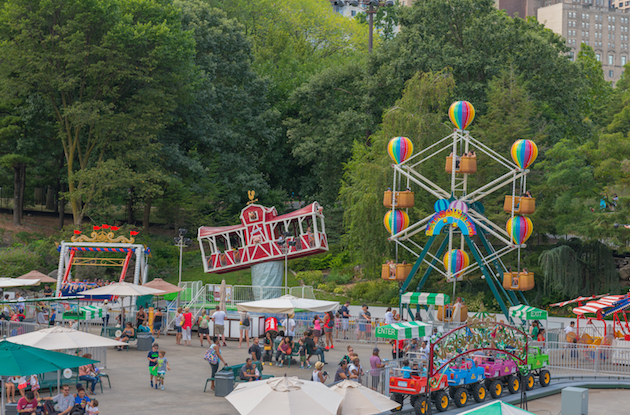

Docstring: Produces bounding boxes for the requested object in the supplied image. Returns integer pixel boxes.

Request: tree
[0,0,196,225]
[340,70,454,277]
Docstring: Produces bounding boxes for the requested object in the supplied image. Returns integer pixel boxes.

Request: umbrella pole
[57,370,61,394]
[2,375,5,415]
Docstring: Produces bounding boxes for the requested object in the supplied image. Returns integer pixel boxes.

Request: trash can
[5,403,17,415]
[215,370,235,397]
[136,332,153,351]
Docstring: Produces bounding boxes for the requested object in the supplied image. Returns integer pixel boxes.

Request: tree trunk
[143,197,151,230]
[58,182,65,230]
[13,164,21,225]
[13,163,24,225]
[19,163,25,222]
[127,187,134,225]
[45,186,55,210]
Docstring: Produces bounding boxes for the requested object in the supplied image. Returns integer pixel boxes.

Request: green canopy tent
[62,305,104,321]
[400,292,451,322]
[0,340,98,415]
[509,305,548,342]
[375,321,430,341]
[460,401,535,414]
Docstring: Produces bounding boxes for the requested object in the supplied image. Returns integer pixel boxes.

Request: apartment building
[538,1,629,82]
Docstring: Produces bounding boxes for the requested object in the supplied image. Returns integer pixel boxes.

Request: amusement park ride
[383,101,538,320]
[197,199,328,274]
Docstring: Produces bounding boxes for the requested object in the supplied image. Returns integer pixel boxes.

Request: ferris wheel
[383,101,538,319]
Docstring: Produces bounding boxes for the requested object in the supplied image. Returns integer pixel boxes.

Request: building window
[610,70,614,77]
[623,56,627,65]
[570,51,575,60]
[596,53,602,61]
[351,10,356,16]
[609,55,614,65]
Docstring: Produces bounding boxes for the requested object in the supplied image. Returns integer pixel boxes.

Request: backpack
[242,314,250,327]
[204,345,219,365]
[200,316,209,329]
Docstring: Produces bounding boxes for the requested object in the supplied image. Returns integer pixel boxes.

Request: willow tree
[539,240,620,298]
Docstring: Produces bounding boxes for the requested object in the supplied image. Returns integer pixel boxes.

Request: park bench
[204,361,273,392]
[34,371,80,396]
[100,326,137,350]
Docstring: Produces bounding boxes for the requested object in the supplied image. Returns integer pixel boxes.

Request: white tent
[226,376,342,415]
[236,294,338,314]
[78,282,164,297]
[330,380,401,415]
[6,326,127,349]
[0,278,40,288]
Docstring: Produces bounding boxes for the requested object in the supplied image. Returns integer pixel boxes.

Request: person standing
[249,337,262,363]
[323,311,334,350]
[153,308,163,338]
[239,311,250,348]
[358,305,371,342]
[312,315,322,345]
[281,314,296,341]
[175,307,183,345]
[341,301,350,340]
[136,306,147,328]
[212,305,227,346]
[153,350,170,390]
[384,307,394,325]
[102,300,111,327]
[181,307,193,346]
[369,348,385,390]
[198,310,211,347]
[43,285,53,298]
[148,343,159,388]
[205,336,227,391]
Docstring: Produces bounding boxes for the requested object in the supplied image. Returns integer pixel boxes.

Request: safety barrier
[544,340,630,377]
[0,320,39,338]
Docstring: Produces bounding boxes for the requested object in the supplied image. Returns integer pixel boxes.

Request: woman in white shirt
[384,307,394,325]
[312,361,327,383]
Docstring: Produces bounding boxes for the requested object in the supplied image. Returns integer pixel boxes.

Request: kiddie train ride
[388,318,551,414]
[197,199,328,290]
[383,101,538,321]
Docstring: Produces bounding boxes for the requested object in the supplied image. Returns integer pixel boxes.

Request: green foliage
[296,270,324,286]
[0,246,44,277]
[341,70,454,278]
[347,280,399,306]
[539,240,620,298]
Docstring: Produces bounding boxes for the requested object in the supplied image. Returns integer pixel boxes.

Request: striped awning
[509,305,547,320]
[401,292,450,306]
[550,294,609,308]
[375,321,430,340]
[81,306,104,319]
[573,295,627,315]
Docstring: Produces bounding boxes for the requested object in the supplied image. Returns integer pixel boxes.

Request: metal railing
[545,340,630,377]
[0,320,39,338]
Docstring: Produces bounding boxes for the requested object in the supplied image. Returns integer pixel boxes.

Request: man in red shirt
[17,391,37,415]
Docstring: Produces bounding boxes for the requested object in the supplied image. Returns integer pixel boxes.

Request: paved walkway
[85,334,378,414]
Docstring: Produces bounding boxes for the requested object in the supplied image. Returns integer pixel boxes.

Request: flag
[111,226,120,231]
[73,230,81,235]
[130,231,139,236]
[93,226,101,231]
[102,224,110,229]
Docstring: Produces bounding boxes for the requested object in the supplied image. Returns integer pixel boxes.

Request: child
[29,374,40,399]
[262,332,273,365]
[74,388,91,410]
[298,338,306,369]
[87,399,99,415]
[147,343,159,388]
[152,350,170,390]
[16,376,27,398]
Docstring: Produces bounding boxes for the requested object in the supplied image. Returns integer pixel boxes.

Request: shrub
[0,246,44,277]
[333,287,345,295]
[296,270,324,286]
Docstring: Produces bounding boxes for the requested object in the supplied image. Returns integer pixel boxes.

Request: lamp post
[174,228,191,309]
[339,0,395,53]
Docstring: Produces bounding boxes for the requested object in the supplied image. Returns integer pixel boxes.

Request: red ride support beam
[119,250,133,283]
[62,249,76,285]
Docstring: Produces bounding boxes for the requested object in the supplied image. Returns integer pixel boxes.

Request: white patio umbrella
[0,277,40,288]
[79,282,164,324]
[6,326,127,349]
[226,376,342,415]
[236,294,338,314]
[331,380,401,415]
